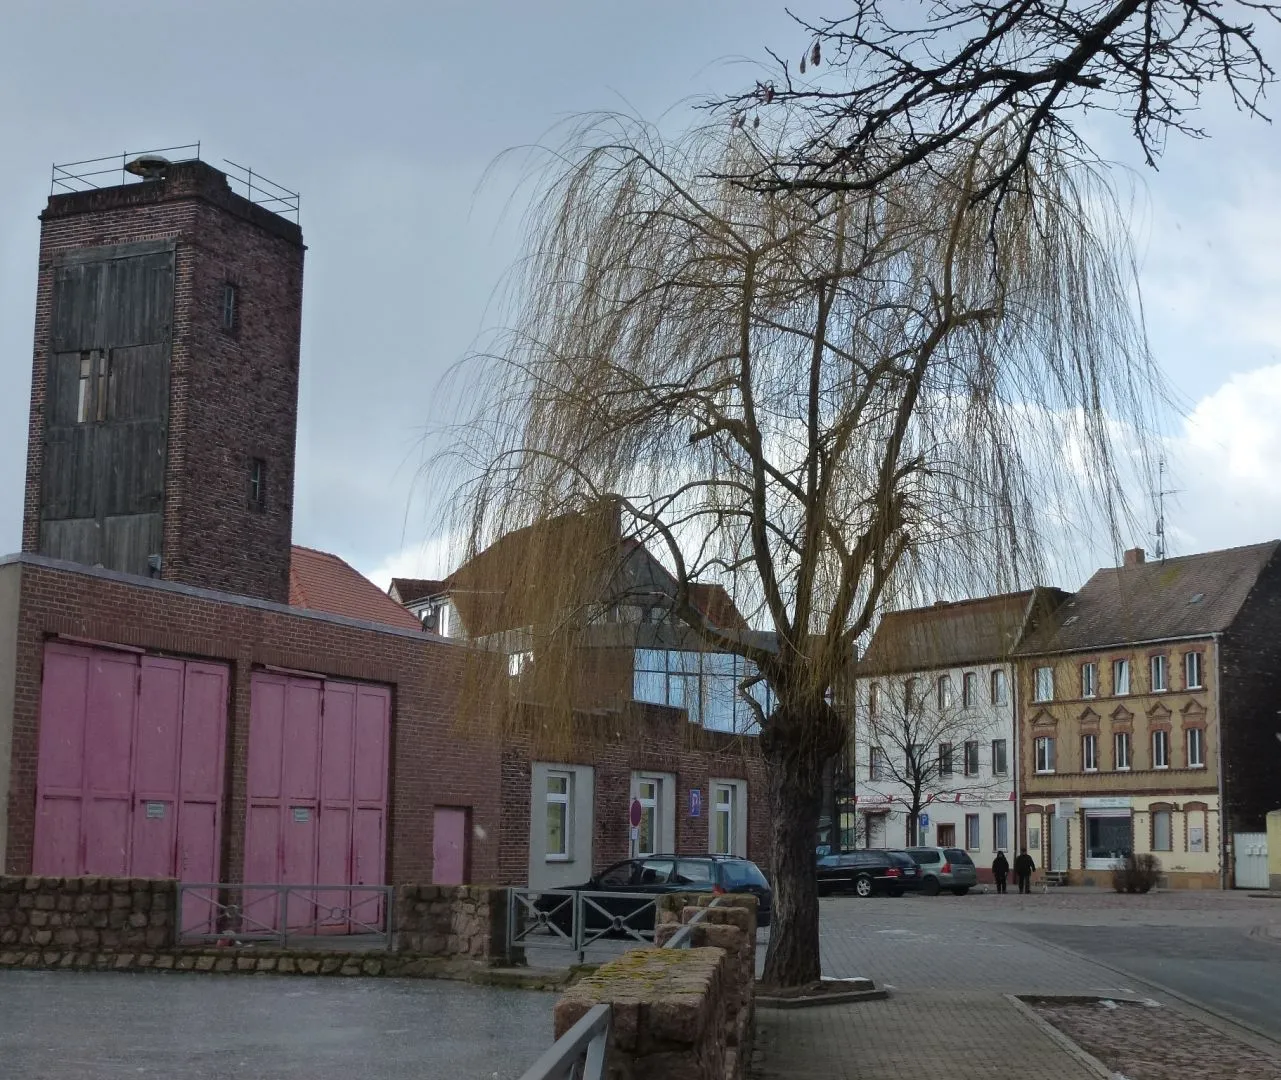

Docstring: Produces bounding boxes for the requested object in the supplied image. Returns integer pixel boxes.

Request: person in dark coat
[1013,848,1036,894]
[992,851,1010,894]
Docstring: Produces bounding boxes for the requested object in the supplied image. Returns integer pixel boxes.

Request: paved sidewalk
[752,990,1099,1079]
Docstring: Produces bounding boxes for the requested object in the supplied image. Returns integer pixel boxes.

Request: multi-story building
[853,591,1061,878]
[1014,543,1281,889]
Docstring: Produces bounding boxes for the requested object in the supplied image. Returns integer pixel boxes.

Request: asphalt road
[0,970,555,1079]
[1017,922,1281,1043]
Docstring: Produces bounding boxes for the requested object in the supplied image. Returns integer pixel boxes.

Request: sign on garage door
[243,672,390,933]
[33,641,229,891]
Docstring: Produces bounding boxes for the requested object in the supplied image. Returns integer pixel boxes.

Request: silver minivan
[904,847,979,896]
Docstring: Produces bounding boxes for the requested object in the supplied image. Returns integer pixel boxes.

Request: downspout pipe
[1214,632,1228,891]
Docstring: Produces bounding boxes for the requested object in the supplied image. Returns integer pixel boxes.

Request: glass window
[712,784,735,855]
[1082,733,1098,772]
[1187,727,1205,768]
[993,813,1009,851]
[1185,651,1204,689]
[222,283,238,330]
[991,738,1008,775]
[1081,662,1097,699]
[904,678,921,712]
[908,743,926,776]
[936,823,957,847]
[637,778,661,857]
[963,672,977,708]
[938,742,954,777]
[637,859,674,886]
[546,772,571,859]
[1087,815,1133,862]
[1113,659,1131,696]
[869,747,885,781]
[674,859,715,884]
[991,669,1009,706]
[1114,731,1131,771]
[721,860,768,888]
[249,458,266,509]
[1150,655,1168,692]
[76,351,93,423]
[937,675,953,710]
[965,814,981,851]
[964,740,979,776]
[868,682,880,716]
[1152,810,1173,852]
[1034,667,1054,702]
[1035,736,1056,773]
[597,861,637,888]
[1152,729,1170,769]
[508,651,532,678]
[633,649,668,704]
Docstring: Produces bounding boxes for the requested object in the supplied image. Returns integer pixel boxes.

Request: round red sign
[629,798,643,828]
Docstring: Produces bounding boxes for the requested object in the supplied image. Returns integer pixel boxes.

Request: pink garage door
[33,642,229,902]
[243,672,390,933]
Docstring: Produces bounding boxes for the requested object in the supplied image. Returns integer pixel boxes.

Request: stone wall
[0,876,174,951]
[394,884,510,961]
[552,893,758,1080]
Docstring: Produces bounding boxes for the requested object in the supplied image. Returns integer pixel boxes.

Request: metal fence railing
[507,888,660,965]
[175,883,394,949]
[514,895,726,1080]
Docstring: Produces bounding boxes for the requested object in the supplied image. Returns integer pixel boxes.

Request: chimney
[1123,547,1146,567]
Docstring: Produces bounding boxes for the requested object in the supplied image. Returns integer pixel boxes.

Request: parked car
[533,855,772,935]
[903,847,978,895]
[816,849,923,897]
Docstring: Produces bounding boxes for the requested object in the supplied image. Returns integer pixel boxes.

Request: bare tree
[716,0,1280,200]
[861,677,1009,850]
[440,114,1158,987]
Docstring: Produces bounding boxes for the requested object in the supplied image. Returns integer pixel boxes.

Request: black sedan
[532,854,772,935]
[816,849,923,897]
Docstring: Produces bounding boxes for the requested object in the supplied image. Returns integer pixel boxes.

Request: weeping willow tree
[441,113,1159,987]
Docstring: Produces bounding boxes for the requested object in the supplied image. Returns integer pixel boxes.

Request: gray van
[904,847,978,895]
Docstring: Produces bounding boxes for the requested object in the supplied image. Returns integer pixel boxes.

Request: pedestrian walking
[992,850,1010,894]
[1013,847,1036,894]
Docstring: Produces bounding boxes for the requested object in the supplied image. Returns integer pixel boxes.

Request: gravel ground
[1033,1000,1281,1080]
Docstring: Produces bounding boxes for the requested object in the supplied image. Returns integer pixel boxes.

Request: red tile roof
[289,545,424,632]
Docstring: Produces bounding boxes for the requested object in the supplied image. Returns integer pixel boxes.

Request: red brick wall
[499,701,771,886]
[22,161,303,603]
[4,559,503,884]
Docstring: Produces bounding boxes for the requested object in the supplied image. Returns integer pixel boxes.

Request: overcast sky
[2,1,1279,593]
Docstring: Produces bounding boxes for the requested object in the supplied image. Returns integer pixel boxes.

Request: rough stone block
[320,957,342,974]
[277,957,297,974]
[34,896,55,911]
[32,930,52,946]
[28,911,48,928]
[298,958,320,975]
[214,957,234,973]
[362,959,383,976]
[195,956,216,972]
[257,958,277,972]
[340,961,361,976]
[154,955,175,970]
[236,957,256,972]
[128,913,148,929]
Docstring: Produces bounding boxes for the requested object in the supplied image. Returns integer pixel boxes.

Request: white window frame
[1033,667,1054,703]
[1152,809,1173,852]
[1185,651,1204,690]
[1150,654,1168,693]
[636,776,661,857]
[937,675,953,710]
[508,650,533,678]
[965,813,981,852]
[1113,658,1131,696]
[963,740,980,777]
[545,771,572,861]
[1082,733,1098,772]
[962,672,977,708]
[1114,731,1131,771]
[991,669,1009,706]
[1081,662,1097,699]
[710,781,747,857]
[1186,727,1205,769]
[1152,729,1170,770]
[1034,736,1056,774]
[993,812,1010,852]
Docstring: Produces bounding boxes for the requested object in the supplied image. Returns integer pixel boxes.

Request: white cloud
[360,533,457,592]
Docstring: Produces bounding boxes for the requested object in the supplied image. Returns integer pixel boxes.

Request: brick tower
[20,152,305,602]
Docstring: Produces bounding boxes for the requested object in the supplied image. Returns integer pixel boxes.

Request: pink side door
[317,681,356,931]
[244,673,289,932]
[130,657,183,880]
[81,650,139,877]
[432,807,469,886]
[176,662,229,935]
[351,684,390,930]
[33,644,93,876]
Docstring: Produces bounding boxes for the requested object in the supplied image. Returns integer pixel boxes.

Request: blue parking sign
[690,788,702,817]
[919,813,930,829]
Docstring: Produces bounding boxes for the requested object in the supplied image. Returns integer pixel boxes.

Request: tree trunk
[759,703,842,989]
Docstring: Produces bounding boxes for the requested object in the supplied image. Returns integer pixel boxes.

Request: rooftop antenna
[1154,458,1182,561]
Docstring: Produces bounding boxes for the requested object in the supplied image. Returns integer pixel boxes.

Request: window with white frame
[991,738,1008,775]
[1035,736,1056,773]
[1033,667,1054,702]
[1187,727,1205,768]
[712,784,736,855]
[508,650,533,678]
[964,740,980,777]
[1152,809,1173,851]
[1185,651,1204,689]
[1081,662,1097,699]
[937,675,953,710]
[904,677,921,712]
[991,669,1009,706]
[963,672,977,708]
[1150,654,1168,693]
[636,776,661,856]
[965,814,981,851]
[1114,731,1131,771]
[993,812,1009,851]
[869,746,886,781]
[545,772,572,860]
[938,742,954,777]
[1113,658,1131,696]
[868,682,881,716]
[1082,733,1099,772]
[1152,729,1170,769]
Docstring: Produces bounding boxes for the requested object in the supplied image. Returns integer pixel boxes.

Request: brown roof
[290,546,424,632]
[687,583,750,632]
[859,590,1047,675]
[1015,542,1280,656]
[388,577,447,605]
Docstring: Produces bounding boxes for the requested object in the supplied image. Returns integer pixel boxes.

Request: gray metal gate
[1233,832,1268,889]
[1051,813,1070,873]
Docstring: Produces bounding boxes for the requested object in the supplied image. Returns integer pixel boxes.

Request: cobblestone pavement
[1034,999,1281,1080]
[0,970,554,1079]
[753,990,1100,1079]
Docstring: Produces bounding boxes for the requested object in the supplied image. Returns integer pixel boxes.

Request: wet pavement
[0,970,555,1079]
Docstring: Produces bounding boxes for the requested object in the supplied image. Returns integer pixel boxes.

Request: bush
[1111,853,1161,893]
